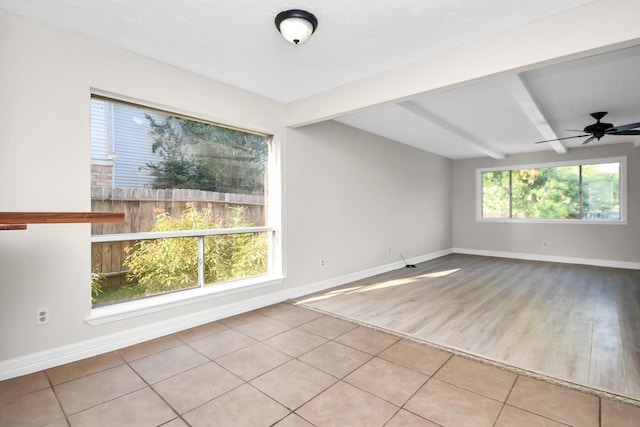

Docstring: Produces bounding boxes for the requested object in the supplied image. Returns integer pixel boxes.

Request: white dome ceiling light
[275,9,318,45]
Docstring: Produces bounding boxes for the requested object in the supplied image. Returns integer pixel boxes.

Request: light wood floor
[296,254,640,400]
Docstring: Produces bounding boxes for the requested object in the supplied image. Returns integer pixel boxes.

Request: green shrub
[212,207,268,282]
[124,203,267,295]
[91,266,105,304]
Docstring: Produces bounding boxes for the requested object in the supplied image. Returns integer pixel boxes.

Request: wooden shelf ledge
[0,224,27,231]
[0,212,125,230]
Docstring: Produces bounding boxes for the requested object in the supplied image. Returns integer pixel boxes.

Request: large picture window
[479,158,625,222]
[90,96,277,309]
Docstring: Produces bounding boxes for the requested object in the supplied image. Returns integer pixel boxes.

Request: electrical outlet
[320,259,325,267]
[36,307,49,325]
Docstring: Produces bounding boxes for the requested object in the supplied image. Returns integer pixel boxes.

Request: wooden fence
[91,187,265,288]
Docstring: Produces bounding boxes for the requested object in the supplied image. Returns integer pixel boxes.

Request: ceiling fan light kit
[275,9,318,45]
[534,112,640,145]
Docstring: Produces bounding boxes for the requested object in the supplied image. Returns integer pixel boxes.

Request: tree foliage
[482,171,510,218]
[511,166,580,219]
[91,266,105,304]
[582,163,620,218]
[124,203,268,295]
[144,115,268,194]
[482,163,619,219]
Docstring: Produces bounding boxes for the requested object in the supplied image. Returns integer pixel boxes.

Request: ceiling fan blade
[582,136,596,145]
[534,134,589,144]
[607,122,640,133]
[609,130,640,135]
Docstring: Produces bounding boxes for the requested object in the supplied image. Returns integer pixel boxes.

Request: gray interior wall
[452,143,640,264]
[285,121,453,288]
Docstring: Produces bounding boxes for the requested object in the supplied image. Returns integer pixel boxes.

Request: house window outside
[90,96,276,307]
[479,158,624,222]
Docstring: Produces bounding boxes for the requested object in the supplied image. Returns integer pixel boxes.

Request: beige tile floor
[1,303,639,426]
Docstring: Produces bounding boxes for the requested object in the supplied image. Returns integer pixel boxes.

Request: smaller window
[478,157,625,223]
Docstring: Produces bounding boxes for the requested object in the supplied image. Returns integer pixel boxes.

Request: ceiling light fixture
[275,9,318,45]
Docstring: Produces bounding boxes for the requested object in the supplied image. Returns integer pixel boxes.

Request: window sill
[477,218,627,225]
[86,274,285,325]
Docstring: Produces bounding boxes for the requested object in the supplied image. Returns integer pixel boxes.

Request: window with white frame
[478,157,625,222]
[90,96,277,308]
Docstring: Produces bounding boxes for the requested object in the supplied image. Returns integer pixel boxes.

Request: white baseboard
[0,291,289,381]
[286,248,453,300]
[0,248,450,381]
[6,246,630,381]
[453,247,640,270]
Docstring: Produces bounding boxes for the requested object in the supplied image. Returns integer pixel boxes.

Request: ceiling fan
[534,112,640,145]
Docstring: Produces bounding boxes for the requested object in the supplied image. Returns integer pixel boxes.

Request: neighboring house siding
[111,104,162,188]
[91,99,164,189]
[90,99,108,160]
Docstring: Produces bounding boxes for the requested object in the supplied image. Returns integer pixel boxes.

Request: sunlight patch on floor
[298,268,461,303]
[357,268,461,292]
[297,285,366,303]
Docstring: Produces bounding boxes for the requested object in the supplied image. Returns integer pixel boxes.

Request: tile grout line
[123,353,190,426]
[44,370,71,426]
[223,309,431,426]
[46,357,154,424]
[188,311,363,425]
[171,312,334,424]
[490,373,520,427]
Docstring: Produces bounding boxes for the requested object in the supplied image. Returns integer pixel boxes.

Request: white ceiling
[2,0,639,159]
[337,45,640,158]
